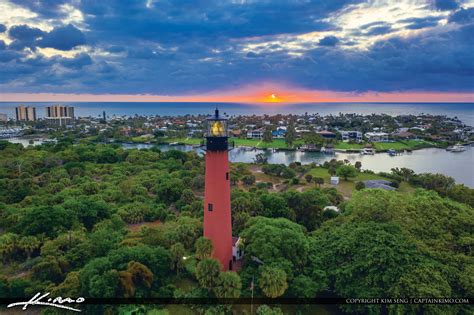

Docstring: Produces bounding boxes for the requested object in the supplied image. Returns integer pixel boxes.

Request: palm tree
[0,233,18,263]
[18,236,40,259]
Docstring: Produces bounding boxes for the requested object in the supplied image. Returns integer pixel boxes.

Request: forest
[0,139,472,315]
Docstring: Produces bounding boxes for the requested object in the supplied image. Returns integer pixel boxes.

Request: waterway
[123,143,474,188]
[5,138,472,187]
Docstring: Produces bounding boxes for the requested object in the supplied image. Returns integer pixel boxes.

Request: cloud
[38,24,86,51]
[318,36,339,46]
[433,0,459,11]
[0,0,473,95]
[400,17,442,30]
[449,7,474,24]
[0,24,6,33]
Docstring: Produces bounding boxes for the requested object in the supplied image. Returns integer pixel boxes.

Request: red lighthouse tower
[203,108,233,271]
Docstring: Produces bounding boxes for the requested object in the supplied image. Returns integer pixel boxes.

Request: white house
[330,176,339,185]
[340,131,363,143]
[246,129,264,139]
[365,132,389,142]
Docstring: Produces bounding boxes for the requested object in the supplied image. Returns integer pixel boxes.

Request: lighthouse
[203,108,233,271]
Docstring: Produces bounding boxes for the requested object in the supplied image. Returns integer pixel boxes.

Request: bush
[355,181,366,190]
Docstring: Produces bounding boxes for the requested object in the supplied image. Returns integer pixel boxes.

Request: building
[15,106,36,121]
[246,128,264,139]
[318,130,337,139]
[330,176,339,185]
[232,237,244,261]
[272,128,286,139]
[340,131,363,143]
[204,109,233,271]
[365,132,389,142]
[45,105,75,126]
[0,113,7,122]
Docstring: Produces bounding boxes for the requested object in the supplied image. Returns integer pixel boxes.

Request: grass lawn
[373,140,433,151]
[334,140,435,151]
[160,137,202,145]
[308,167,407,198]
[334,142,365,150]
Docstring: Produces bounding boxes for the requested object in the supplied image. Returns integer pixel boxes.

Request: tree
[195,237,213,260]
[354,161,362,171]
[18,236,40,259]
[241,217,309,269]
[284,123,296,147]
[314,177,324,187]
[254,153,268,165]
[355,181,366,190]
[0,233,18,263]
[195,258,221,290]
[170,243,186,274]
[16,205,75,238]
[304,174,313,183]
[328,166,337,176]
[336,165,357,181]
[262,127,273,143]
[259,266,288,298]
[241,175,256,186]
[213,271,242,298]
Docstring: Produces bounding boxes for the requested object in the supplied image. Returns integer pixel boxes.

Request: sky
[0,0,473,103]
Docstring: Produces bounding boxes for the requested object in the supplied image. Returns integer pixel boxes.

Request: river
[5,138,473,187]
[122,143,474,188]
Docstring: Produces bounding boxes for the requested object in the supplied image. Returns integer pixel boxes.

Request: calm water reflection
[124,143,474,187]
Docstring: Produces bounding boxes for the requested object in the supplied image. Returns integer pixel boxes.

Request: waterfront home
[392,131,416,140]
[318,130,337,139]
[272,128,286,139]
[247,128,264,139]
[340,131,363,143]
[365,132,389,142]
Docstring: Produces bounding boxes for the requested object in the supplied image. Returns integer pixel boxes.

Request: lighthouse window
[208,203,213,212]
[226,172,229,180]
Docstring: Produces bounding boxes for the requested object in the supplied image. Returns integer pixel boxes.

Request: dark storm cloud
[1,0,473,94]
[39,24,86,51]
[433,0,459,11]
[318,36,339,46]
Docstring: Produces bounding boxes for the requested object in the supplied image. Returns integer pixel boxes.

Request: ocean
[0,102,473,125]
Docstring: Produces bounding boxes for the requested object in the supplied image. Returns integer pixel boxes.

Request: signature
[7,292,85,312]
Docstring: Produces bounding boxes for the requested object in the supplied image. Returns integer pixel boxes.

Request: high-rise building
[15,106,36,121]
[45,105,75,126]
[203,108,233,270]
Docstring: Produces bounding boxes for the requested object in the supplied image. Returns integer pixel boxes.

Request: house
[247,128,264,139]
[272,128,286,139]
[232,237,244,261]
[340,131,363,143]
[365,132,389,142]
[392,131,416,140]
[230,129,242,137]
[318,130,337,139]
[330,176,339,185]
[363,180,395,190]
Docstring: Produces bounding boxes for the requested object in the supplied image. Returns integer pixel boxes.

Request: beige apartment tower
[15,106,37,121]
[45,105,75,126]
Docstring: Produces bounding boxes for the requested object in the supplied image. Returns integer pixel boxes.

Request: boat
[169,142,179,146]
[450,144,466,152]
[446,146,453,151]
[387,149,397,156]
[361,148,375,155]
